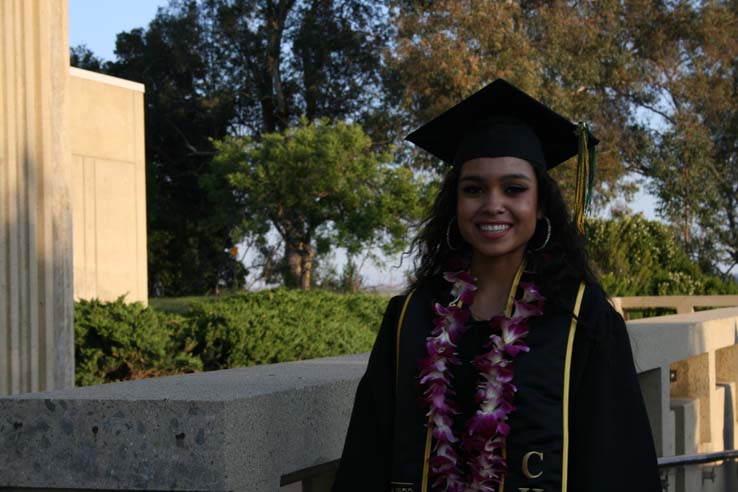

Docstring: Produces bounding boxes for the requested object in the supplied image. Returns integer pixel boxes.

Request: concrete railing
[2,308,738,492]
[628,307,738,492]
[0,356,365,492]
[612,295,738,316]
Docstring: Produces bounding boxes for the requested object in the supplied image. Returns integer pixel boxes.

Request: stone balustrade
[628,307,738,492]
[2,308,738,492]
[612,295,738,316]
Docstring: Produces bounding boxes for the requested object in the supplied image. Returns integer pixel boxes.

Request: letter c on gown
[521,450,544,479]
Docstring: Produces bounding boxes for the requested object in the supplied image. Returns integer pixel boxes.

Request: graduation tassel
[574,123,596,234]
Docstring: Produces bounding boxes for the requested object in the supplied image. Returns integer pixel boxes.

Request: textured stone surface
[0,354,368,492]
[1,0,74,396]
[627,307,738,490]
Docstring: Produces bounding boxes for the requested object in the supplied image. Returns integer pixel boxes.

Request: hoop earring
[446,217,461,251]
[531,216,552,252]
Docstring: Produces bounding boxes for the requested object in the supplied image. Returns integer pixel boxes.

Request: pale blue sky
[69,0,169,61]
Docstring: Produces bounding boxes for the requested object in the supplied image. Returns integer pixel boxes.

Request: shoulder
[577,281,627,342]
[381,287,434,327]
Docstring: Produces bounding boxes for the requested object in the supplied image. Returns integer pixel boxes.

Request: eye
[505,185,528,194]
[460,185,483,195]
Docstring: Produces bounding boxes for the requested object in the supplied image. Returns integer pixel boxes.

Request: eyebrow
[459,173,532,182]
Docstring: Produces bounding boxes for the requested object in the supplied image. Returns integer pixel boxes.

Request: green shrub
[179,288,388,370]
[74,297,201,386]
[75,290,390,385]
[586,215,738,296]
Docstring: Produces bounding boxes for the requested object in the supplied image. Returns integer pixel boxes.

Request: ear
[537,207,544,220]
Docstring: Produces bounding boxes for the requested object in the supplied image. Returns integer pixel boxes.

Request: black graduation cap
[405,78,598,230]
[405,78,598,169]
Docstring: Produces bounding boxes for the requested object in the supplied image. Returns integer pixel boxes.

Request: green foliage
[586,214,738,297]
[74,297,202,387]
[639,6,738,274]
[74,290,389,385]
[148,296,210,315]
[71,0,738,290]
[388,0,640,200]
[210,118,424,289]
[389,1,738,276]
[72,0,392,295]
[179,288,386,370]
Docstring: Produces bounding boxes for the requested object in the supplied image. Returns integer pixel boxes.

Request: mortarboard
[405,78,598,231]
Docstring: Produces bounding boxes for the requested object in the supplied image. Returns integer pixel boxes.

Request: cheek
[456,196,479,226]
[455,197,477,240]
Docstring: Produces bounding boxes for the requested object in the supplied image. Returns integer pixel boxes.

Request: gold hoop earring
[446,217,461,251]
[531,216,552,252]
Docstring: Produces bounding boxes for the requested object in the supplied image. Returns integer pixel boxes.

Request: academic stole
[390,282,585,492]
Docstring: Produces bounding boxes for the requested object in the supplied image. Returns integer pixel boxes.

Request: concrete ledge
[627,307,738,372]
[3,308,738,492]
[612,295,738,315]
[0,354,368,491]
[70,67,145,93]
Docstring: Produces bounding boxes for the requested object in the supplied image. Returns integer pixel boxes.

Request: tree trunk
[259,0,295,133]
[285,242,302,288]
[300,245,314,290]
[683,164,691,246]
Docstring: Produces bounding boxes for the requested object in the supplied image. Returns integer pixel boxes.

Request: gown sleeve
[568,300,662,492]
[332,295,405,492]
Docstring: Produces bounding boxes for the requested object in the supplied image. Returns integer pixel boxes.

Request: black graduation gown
[332,281,661,492]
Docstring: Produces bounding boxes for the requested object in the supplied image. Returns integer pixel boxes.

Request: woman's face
[456,156,540,263]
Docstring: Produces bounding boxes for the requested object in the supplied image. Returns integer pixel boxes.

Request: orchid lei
[418,270,545,492]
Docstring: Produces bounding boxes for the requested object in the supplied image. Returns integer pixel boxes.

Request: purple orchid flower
[419,274,545,491]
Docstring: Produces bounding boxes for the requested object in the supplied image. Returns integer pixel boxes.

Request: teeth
[479,224,511,232]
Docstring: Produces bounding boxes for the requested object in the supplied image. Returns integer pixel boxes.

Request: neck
[468,251,525,319]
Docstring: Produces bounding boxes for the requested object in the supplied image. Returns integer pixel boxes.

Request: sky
[69,0,169,62]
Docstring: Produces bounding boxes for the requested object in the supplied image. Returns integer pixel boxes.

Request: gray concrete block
[0,354,368,492]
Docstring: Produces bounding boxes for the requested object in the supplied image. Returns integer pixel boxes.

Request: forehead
[458,156,537,180]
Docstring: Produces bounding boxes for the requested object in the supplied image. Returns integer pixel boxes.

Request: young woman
[332,79,661,492]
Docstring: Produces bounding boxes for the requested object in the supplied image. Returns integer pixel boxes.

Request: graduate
[332,79,662,492]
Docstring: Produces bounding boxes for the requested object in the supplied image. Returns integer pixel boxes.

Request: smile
[478,224,511,233]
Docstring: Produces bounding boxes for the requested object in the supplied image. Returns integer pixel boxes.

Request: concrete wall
[628,308,738,492]
[69,68,147,304]
[0,0,74,396]
[2,308,738,492]
[0,356,363,492]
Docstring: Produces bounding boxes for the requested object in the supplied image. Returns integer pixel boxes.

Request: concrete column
[0,0,74,395]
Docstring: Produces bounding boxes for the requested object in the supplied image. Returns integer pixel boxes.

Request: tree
[625,0,738,276]
[70,44,105,71]
[209,118,424,289]
[211,0,390,134]
[100,1,242,295]
[389,1,738,277]
[387,0,648,205]
[73,0,394,294]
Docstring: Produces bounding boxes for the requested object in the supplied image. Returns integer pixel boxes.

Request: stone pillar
[0,0,74,395]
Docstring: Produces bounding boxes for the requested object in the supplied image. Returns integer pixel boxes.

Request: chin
[471,244,528,262]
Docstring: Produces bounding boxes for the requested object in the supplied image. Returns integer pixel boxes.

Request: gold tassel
[574,123,591,234]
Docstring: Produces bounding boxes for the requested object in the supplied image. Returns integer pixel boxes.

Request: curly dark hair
[408,161,599,311]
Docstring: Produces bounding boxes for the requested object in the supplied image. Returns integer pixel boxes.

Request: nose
[482,190,506,215]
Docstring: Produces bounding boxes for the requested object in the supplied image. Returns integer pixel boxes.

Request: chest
[391,289,581,492]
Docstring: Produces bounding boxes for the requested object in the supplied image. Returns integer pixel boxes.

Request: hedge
[75,289,390,386]
[180,288,387,370]
[74,298,202,386]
